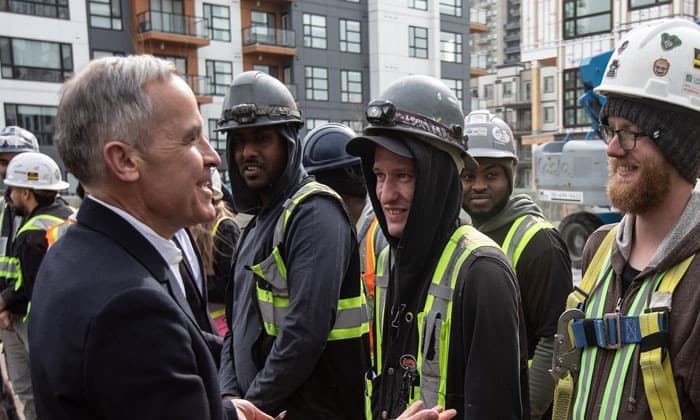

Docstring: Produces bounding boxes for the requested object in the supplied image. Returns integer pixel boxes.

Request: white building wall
[368,0,442,99]
[0,0,90,122]
[196,0,243,126]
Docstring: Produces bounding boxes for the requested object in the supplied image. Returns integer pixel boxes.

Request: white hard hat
[595,18,700,112]
[4,152,69,191]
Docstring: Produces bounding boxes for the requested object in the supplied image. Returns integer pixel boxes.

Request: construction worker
[216,71,370,419]
[550,18,700,419]
[346,75,523,419]
[460,110,572,419]
[0,126,37,420]
[0,152,72,418]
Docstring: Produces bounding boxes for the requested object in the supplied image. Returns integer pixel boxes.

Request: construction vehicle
[532,50,621,268]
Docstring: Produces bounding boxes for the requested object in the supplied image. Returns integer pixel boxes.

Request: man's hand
[231,398,274,420]
[396,401,457,420]
[0,310,13,331]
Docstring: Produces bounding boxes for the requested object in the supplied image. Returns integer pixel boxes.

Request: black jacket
[220,124,370,419]
[29,199,237,420]
[357,138,524,420]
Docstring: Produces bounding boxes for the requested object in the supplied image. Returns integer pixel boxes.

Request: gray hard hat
[216,71,302,132]
[463,110,517,163]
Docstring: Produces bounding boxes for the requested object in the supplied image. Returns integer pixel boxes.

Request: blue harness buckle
[603,312,622,349]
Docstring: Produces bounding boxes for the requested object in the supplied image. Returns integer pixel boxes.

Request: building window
[629,0,671,9]
[305,66,328,101]
[439,0,461,16]
[563,0,611,39]
[208,119,226,153]
[303,13,326,49]
[92,50,124,59]
[503,81,513,97]
[88,0,122,30]
[543,76,554,93]
[203,4,230,42]
[1,0,69,19]
[305,118,330,131]
[409,26,428,59]
[442,78,463,100]
[342,120,363,132]
[440,31,462,63]
[340,70,362,103]
[206,60,232,96]
[563,68,588,127]
[409,0,427,10]
[544,106,555,123]
[156,54,187,75]
[4,103,57,146]
[253,64,278,79]
[249,11,276,44]
[523,81,531,101]
[339,19,361,53]
[484,84,493,100]
[0,37,72,83]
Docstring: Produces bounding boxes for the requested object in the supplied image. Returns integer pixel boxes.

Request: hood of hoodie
[357,134,462,306]
[472,193,545,233]
[616,190,700,275]
[226,124,306,214]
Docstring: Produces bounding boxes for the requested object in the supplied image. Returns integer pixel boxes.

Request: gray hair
[55,55,177,184]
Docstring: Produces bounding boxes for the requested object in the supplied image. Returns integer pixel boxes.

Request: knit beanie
[599,95,700,183]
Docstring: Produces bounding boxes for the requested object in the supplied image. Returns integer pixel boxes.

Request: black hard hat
[349,75,477,171]
[216,71,302,132]
[302,123,360,174]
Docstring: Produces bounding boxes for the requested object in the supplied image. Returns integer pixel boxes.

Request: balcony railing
[470,53,487,69]
[137,10,209,39]
[470,8,487,25]
[184,75,212,97]
[0,0,69,18]
[242,26,295,48]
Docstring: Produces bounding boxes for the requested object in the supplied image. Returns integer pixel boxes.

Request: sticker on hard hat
[27,172,39,181]
[606,60,620,78]
[466,127,488,137]
[694,48,700,69]
[492,127,510,144]
[682,74,700,97]
[653,58,670,77]
[467,113,488,124]
[617,40,629,55]
[660,33,681,51]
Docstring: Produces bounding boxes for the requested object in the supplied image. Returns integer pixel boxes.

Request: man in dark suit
[27,55,271,420]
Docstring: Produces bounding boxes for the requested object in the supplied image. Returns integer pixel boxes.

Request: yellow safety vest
[552,226,692,420]
[367,225,500,417]
[249,181,369,341]
[501,214,554,269]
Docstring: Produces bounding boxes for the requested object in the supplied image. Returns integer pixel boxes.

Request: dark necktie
[179,255,214,334]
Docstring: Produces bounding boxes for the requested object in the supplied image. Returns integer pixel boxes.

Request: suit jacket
[28,198,237,420]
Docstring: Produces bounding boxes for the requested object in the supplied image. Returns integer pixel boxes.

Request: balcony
[505,21,521,30]
[184,75,213,104]
[469,8,488,33]
[136,10,210,47]
[242,26,296,56]
[470,53,488,77]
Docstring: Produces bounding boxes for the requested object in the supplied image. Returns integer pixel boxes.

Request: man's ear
[103,141,141,182]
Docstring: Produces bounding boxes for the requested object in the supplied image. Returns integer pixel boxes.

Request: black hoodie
[358,137,523,420]
[219,124,369,419]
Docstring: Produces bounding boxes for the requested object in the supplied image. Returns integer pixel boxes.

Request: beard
[607,156,672,214]
[466,192,509,226]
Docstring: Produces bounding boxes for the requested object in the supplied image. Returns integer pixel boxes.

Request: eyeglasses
[599,124,661,150]
[365,100,464,143]
[221,104,301,125]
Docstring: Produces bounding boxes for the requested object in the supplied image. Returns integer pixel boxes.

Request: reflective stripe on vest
[553,226,691,420]
[501,214,554,269]
[12,214,65,292]
[373,245,390,373]
[210,215,233,238]
[371,225,500,411]
[46,219,74,247]
[250,181,369,340]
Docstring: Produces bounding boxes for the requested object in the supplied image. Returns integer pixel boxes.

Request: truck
[532,50,621,268]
